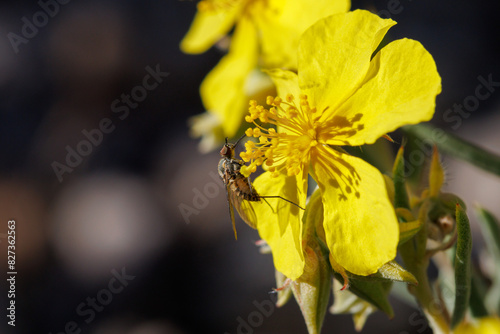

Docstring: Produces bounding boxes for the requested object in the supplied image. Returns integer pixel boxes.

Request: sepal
[275,270,293,308]
[291,238,332,334]
[330,279,378,332]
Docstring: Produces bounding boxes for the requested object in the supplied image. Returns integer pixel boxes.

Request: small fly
[218,136,304,239]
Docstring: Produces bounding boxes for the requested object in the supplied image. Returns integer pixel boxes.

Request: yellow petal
[251,168,308,280]
[323,38,442,146]
[265,68,301,100]
[477,317,500,334]
[180,2,244,54]
[200,17,258,138]
[454,317,500,334]
[298,10,395,110]
[255,0,350,69]
[311,145,398,275]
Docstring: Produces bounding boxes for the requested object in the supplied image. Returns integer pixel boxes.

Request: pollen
[241,93,320,178]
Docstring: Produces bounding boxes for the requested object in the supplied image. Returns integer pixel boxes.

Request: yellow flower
[182,0,350,149]
[181,0,350,66]
[454,317,500,334]
[241,10,442,280]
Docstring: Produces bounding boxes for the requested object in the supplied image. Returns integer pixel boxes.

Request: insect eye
[220,146,228,155]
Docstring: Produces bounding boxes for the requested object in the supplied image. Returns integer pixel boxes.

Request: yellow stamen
[241,94,322,178]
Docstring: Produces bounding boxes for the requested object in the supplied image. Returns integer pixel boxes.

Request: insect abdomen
[230,177,260,201]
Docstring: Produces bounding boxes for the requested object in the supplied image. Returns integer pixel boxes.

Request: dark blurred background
[0,1,499,333]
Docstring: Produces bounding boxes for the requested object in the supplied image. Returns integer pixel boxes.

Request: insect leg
[259,196,305,210]
[247,175,254,195]
[273,277,292,292]
[262,198,276,214]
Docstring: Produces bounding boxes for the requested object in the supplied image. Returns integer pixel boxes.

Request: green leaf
[475,206,500,314]
[403,123,500,177]
[392,145,410,210]
[476,206,500,260]
[469,267,489,318]
[451,204,472,329]
[335,273,394,318]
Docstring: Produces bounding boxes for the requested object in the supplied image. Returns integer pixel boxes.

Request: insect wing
[229,188,258,230]
[224,184,238,240]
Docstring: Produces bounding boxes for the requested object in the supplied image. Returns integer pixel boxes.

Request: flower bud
[291,238,331,334]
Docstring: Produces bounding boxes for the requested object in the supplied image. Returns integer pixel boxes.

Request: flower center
[240,94,320,177]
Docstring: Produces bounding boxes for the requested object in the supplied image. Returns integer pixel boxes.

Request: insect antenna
[233,134,246,147]
[224,134,246,147]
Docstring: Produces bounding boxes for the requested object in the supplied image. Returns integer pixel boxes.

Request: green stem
[392,140,451,332]
[400,232,451,334]
[403,124,500,177]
